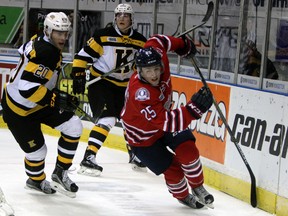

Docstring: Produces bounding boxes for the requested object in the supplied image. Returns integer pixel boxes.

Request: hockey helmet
[135,47,162,68]
[135,47,163,84]
[44,12,71,38]
[114,3,134,25]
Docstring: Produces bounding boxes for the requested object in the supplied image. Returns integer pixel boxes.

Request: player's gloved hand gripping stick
[189,57,257,208]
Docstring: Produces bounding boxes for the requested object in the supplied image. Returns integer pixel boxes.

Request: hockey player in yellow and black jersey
[71,3,147,177]
[1,12,82,198]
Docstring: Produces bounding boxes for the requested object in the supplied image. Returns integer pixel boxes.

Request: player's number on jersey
[141,105,156,121]
[35,64,49,79]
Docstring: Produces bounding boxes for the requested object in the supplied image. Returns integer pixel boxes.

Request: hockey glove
[186,87,213,119]
[71,71,86,95]
[175,36,197,59]
[50,88,79,112]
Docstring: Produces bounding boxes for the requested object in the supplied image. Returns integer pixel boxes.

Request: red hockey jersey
[121,34,197,147]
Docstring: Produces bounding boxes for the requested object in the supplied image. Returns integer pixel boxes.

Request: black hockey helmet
[135,47,162,68]
[135,47,163,84]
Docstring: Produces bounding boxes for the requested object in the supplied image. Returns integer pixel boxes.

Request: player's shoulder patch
[135,87,150,101]
[107,37,117,42]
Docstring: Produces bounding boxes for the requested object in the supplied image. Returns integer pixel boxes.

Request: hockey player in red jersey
[120,34,214,208]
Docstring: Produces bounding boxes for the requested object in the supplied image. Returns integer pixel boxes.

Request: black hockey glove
[71,71,86,95]
[175,35,197,59]
[50,88,79,112]
[186,87,213,119]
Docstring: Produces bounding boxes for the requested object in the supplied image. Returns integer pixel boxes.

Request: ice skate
[127,145,147,172]
[51,165,78,198]
[192,185,214,209]
[0,202,14,216]
[177,194,204,209]
[78,150,103,177]
[129,156,147,172]
[25,178,56,194]
[0,187,14,216]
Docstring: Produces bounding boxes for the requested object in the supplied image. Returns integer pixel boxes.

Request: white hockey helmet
[44,12,71,38]
[114,3,134,25]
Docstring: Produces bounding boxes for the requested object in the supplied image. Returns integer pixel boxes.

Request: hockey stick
[177,1,214,38]
[85,1,214,88]
[190,57,257,208]
[85,59,134,87]
[73,104,96,123]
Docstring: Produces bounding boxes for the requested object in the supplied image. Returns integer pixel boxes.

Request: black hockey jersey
[4,35,62,116]
[72,25,146,87]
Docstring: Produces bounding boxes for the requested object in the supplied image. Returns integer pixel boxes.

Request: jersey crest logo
[135,87,150,101]
[159,83,166,101]
[122,37,132,44]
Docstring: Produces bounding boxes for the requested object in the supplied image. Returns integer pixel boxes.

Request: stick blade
[246,162,257,207]
[202,1,214,22]
[250,171,257,207]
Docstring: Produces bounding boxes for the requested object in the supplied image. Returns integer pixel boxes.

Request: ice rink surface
[0,128,274,216]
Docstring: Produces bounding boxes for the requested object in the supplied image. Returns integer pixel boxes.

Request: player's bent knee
[97,117,117,130]
[55,115,83,138]
[26,144,47,161]
[175,140,200,162]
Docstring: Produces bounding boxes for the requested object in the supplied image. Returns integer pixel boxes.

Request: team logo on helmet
[44,12,71,39]
[114,3,134,28]
[135,47,162,68]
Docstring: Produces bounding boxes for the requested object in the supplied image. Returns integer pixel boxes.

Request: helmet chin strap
[121,24,133,32]
[44,33,59,50]
[113,19,133,36]
[44,31,52,41]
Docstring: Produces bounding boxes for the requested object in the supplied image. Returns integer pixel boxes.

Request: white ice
[0,128,273,216]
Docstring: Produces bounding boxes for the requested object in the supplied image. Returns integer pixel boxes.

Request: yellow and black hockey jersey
[72,25,146,87]
[4,35,62,116]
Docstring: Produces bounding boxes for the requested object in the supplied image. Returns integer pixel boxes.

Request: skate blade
[0,188,14,216]
[205,203,214,209]
[131,164,148,173]
[178,195,213,209]
[77,166,102,177]
[24,185,41,192]
[0,202,15,216]
[24,185,55,195]
[50,181,76,198]
[197,199,214,209]
[178,198,205,209]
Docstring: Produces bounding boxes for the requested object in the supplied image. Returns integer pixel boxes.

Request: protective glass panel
[211,2,240,73]
[270,3,288,81]
[238,1,268,79]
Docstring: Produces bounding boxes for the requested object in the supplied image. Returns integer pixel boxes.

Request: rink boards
[0,58,288,216]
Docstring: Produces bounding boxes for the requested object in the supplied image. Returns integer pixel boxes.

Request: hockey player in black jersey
[1,12,82,198]
[71,3,147,176]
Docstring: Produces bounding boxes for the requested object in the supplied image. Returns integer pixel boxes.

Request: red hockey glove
[175,36,197,59]
[186,87,213,119]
